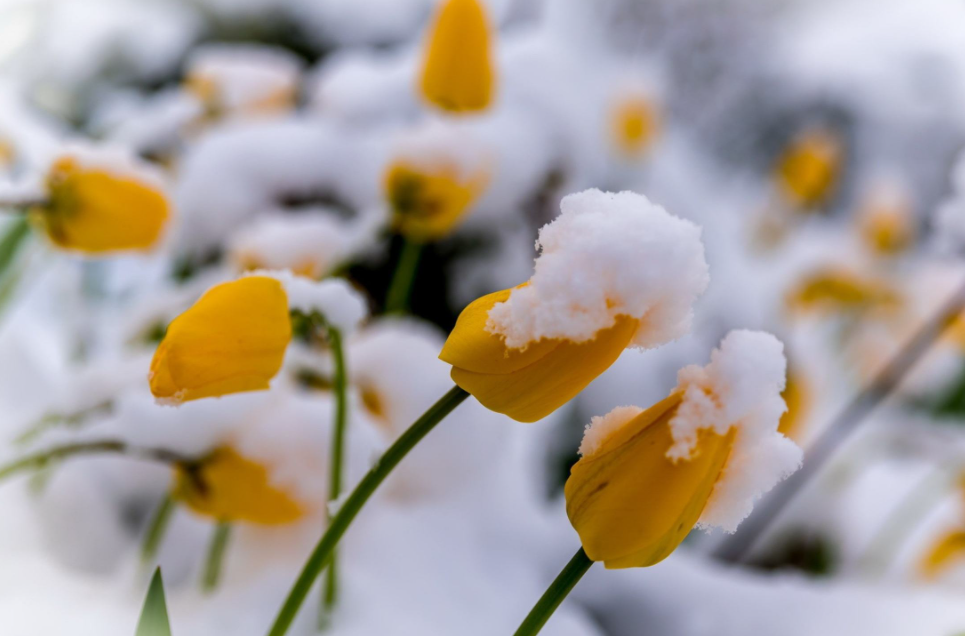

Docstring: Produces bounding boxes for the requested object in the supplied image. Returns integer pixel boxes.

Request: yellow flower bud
[439,287,638,422]
[30,157,170,253]
[565,393,735,568]
[857,186,915,256]
[173,447,304,525]
[785,268,900,316]
[919,529,965,579]
[611,94,659,158]
[419,0,495,113]
[149,276,292,404]
[776,128,843,210]
[778,365,810,443]
[385,160,485,241]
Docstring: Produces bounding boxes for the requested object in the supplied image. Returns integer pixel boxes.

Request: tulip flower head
[384,125,489,241]
[173,446,305,525]
[150,273,367,405]
[29,149,170,254]
[776,127,843,210]
[440,189,709,422]
[785,267,901,317]
[419,0,495,113]
[610,89,660,158]
[857,182,916,256]
[566,330,802,568]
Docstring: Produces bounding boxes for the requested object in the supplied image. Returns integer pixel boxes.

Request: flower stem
[141,494,176,566]
[385,238,423,314]
[0,440,196,483]
[320,325,348,626]
[201,521,232,593]
[514,548,594,636]
[265,385,469,636]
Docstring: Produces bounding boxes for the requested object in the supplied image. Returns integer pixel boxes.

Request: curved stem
[514,548,594,636]
[141,494,176,566]
[265,385,469,636]
[201,521,232,593]
[385,238,423,314]
[0,440,196,483]
[320,325,348,625]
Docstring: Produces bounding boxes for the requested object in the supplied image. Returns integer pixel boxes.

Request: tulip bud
[419,0,495,113]
[173,447,304,525]
[776,127,843,210]
[785,267,901,317]
[30,153,170,254]
[565,331,801,568]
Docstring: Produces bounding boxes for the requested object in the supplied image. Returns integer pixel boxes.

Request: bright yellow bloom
[385,160,485,241]
[419,0,495,113]
[565,393,735,568]
[785,268,901,316]
[611,95,659,158]
[776,128,843,210]
[149,276,292,403]
[173,447,304,525]
[30,157,169,253]
[439,287,638,422]
[919,529,965,579]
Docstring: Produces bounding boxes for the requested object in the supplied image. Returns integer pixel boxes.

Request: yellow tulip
[776,128,843,210]
[419,0,495,113]
[439,287,638,422]
[858,190,915,256]
[785,268,900,316]
[29,157,170,254]
[919,529,965,579]
[611,95,659,158]
[149,276,292,404]
[385,160,485,241]
[565,393,735,568]
[173,447,304,525]
[778,365,810,443]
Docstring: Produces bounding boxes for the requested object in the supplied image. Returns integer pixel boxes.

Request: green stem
[141,495,176,566]
[320,325,348,626]
[514,548,594,636]
[385,238,423,314]
[265,385,469,636]
[858,464,957,575]
[201,521,232,593]
[0,440,195,483]
[0,216,30,275]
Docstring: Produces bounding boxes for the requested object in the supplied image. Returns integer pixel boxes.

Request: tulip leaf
[136,568,172,636]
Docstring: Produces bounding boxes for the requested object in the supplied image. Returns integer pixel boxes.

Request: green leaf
[136,568,172,636]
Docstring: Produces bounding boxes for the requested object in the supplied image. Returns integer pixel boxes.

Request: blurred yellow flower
[858,188,915,256]
[149,276,292,404]
[439,287,638,422]
[776,128,843,210]
[0,138,15,170]
[611,95,659,158]
[565,393,735,568]
[173,447,304,525]
[30,156,170,253]
[419,0,495,113]
[919,529,965,579]
[385,160,485,241]
[785,268,900,316]
[778,365,810,443]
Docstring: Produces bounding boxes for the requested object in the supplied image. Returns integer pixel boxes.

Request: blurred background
[2,0,965,634]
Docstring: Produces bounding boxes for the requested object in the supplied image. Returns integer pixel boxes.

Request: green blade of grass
[136,568,172,636]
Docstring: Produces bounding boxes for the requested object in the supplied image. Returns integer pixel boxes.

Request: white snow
[577,405,643,458]
[259,270,369,334]
[487,188,709,349]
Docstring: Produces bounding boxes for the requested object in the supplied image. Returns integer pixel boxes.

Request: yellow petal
[778,364,810,443]
[919,530,965,579]
[565,393,734,568]
[385,161,483,241]
[149,276,292,403]
[776,128,843,210]
[173,447,304,525]
[31,157,170,253]
[440,287,638,422]
[419,0,495,113]
[785,268,901,316]
[611,96,659,158]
